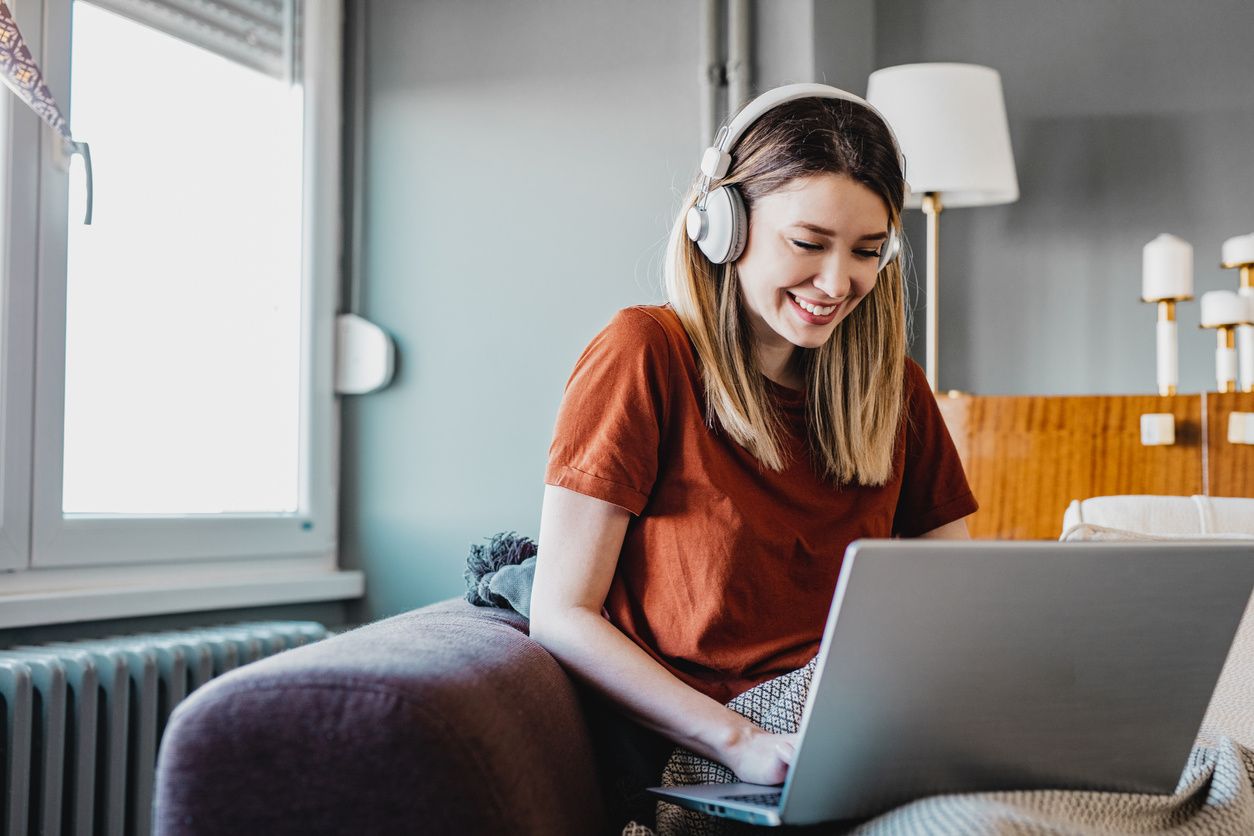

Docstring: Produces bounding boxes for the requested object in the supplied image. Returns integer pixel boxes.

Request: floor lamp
[867,63,1019,393]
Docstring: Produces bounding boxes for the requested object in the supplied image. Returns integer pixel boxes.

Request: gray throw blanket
[465,533,1254,835]
[464,531,538,618]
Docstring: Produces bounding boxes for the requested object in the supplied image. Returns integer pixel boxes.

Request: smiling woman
[530,84,977,832]
[668,92,909,484]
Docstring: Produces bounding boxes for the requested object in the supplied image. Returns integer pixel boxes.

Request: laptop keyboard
[717,791,782,807]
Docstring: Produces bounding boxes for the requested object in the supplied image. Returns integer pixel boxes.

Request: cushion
[1061,495,1254,542]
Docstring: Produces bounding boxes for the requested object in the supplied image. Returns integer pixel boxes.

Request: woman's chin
[783,318,840,348]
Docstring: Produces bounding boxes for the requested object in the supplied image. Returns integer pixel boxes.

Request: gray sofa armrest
[154,598,606,836]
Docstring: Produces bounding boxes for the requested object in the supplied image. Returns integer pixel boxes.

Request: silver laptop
[648,539,1254,826]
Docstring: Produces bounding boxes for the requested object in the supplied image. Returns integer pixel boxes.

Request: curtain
[0,0,92,222]
[85,0,299,81]
[0,0,73,141]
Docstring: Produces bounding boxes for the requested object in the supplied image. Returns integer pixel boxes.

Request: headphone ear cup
[725,187,748,263]
[878,226,902,272]
[698,185,747,265]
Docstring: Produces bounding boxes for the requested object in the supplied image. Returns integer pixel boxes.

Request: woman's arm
[918,516,971,539]
[530,484,796,785]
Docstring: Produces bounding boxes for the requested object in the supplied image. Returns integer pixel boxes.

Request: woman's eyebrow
[790,221,888,242]
[791,221,836,236]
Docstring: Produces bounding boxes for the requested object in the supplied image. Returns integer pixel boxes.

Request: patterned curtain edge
[0,0,92,222]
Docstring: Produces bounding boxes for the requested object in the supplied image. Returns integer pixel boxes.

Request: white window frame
[0,1,40,574]
[0,0,361,626]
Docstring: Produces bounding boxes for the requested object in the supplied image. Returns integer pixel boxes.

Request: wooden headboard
[935,392,1254,540]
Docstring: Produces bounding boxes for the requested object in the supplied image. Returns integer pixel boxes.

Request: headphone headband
[686,83,907,268]
[698,83,907,186]
[715,83,906,176]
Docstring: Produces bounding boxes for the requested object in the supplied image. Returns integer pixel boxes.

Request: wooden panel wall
[936,394,1206,540]
[1208,392,1254,498]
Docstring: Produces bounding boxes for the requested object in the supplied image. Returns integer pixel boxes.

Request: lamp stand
[922,192,944,392]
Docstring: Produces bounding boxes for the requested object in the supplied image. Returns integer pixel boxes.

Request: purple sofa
[153,598,611,835]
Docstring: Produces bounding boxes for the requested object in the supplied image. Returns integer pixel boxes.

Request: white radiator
[0,620,328,836]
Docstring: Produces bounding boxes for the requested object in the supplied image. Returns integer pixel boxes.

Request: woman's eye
[791,240,822,251]
[855,248,882,260]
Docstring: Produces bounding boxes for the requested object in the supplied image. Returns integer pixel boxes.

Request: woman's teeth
[790,293,837,316]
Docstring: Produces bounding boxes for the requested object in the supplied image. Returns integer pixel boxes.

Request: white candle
[1201,290,1244,327]
[1239,323,1254,392]
[1217,338,1238,392]
[1240,294,1254,392]
[1157,318,1178,394]
[1222,233,1254,267]
[1142,234,1193,301]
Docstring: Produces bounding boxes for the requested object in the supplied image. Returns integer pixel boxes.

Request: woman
[530,84,977,830]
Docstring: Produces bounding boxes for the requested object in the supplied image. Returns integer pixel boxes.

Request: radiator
[0,620,329,836]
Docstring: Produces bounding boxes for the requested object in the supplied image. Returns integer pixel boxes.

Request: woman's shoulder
[605,303,683,341]
[592,304,688,359]
[902,356,928,391]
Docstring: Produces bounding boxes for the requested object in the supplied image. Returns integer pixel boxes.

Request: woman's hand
[720,724,800,786]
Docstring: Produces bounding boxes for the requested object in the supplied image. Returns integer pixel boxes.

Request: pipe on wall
[727,0,751,113]
[700,0,755,148]
[699,0,723,147]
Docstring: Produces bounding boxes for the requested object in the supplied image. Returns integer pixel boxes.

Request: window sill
[0,556,364,628]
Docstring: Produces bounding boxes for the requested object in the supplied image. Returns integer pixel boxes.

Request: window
[0,0,358,624]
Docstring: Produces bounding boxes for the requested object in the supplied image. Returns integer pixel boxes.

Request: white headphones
[685,83,906,269]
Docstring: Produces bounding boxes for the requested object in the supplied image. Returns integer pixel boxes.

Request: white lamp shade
[867,63,1019,209]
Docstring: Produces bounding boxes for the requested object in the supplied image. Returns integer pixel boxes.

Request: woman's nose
[813,256,853,300]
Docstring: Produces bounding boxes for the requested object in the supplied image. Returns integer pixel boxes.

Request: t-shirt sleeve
[544,307,670,516]
[891,359,979,537]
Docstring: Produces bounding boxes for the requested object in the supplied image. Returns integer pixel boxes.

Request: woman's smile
[784,290,842,324]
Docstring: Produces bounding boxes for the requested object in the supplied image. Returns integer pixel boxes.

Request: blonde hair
[663,97,907,486]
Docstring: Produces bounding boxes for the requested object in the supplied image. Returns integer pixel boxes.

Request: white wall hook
[335,313,396,395]
[1228,412,1254,445]
[1140,413,1176,446]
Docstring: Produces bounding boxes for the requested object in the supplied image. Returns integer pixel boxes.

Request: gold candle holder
[1141,294,1190,397]
[1214,327,1238,393]
[1200,289,1247,394]
[1221,254,1254,393]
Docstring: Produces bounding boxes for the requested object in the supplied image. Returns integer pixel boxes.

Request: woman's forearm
[531,606,755,764]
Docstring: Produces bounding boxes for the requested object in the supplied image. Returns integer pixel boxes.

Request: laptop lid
[771,540,1254,825]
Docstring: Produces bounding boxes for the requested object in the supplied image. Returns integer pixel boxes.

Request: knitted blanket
[636,654,1254,836]
[465,533,1254,835]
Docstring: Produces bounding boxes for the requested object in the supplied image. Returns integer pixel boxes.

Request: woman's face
[735,172,890,355]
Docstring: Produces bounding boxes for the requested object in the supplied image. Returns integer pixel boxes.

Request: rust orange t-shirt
[544,304,978,703]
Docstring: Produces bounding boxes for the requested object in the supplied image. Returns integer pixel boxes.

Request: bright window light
[62,1,304,514]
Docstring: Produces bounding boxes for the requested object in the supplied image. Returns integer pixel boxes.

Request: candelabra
[1141,234,1193,396]
[1200,291,1247,394]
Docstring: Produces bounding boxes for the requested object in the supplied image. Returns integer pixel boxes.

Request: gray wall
[343,0,1254,621]
[874,0,1254,394]
[341,0,698,620]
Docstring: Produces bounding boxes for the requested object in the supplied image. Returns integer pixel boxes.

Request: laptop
[648,539,1254,827]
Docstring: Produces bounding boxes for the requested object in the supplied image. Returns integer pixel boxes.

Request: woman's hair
[663,96,908,486]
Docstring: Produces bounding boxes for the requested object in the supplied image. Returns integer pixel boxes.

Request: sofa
[153,496,1254,835]
[153,598,612,835]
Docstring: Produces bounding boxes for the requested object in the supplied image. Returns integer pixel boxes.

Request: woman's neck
[759,344,805,391]
[746,307,805,390]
